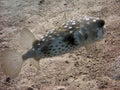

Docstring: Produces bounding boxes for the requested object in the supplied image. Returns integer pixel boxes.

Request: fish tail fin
[0,49,23,78]
[19,29,40,70]
[0,49,40,78]
[10,28,36,52]
[19,28,36,50]
[0,29,39,78]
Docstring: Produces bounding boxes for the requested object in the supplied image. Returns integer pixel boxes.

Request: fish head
[82,18,105,42]
[93,19,105,41]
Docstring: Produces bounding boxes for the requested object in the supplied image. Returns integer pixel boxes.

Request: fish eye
[96,19,105,28]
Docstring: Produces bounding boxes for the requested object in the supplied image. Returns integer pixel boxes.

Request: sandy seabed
[0,0,120,90]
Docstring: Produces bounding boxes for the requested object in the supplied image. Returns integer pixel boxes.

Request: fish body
[0,16,105,78]
[23,17,105,60]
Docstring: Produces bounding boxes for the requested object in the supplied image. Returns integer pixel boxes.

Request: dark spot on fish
[46,52,50,54]
[58,47,61,50]
[46,54,51,57]
[49,45,53,48]
[45,52,51,57]
[64,33,77,45]
[54,51,57,53]
[65,45,68,47]
[55,45,58,47]
[59,41,62,44]
[61,44,65,47]
[41,45,49,54]
[49,48,51,51]
[52,48,56,51]
[62,49,65,51]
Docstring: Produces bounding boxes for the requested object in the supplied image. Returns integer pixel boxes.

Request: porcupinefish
[0,16,105,78]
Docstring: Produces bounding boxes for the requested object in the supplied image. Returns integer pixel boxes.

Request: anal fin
[29,59,40,71]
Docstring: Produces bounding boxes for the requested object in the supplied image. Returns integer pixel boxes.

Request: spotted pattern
[40,35,74,57]
[30,16,105,59]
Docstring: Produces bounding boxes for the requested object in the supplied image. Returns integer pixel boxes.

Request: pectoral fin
[84,43,97,56]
